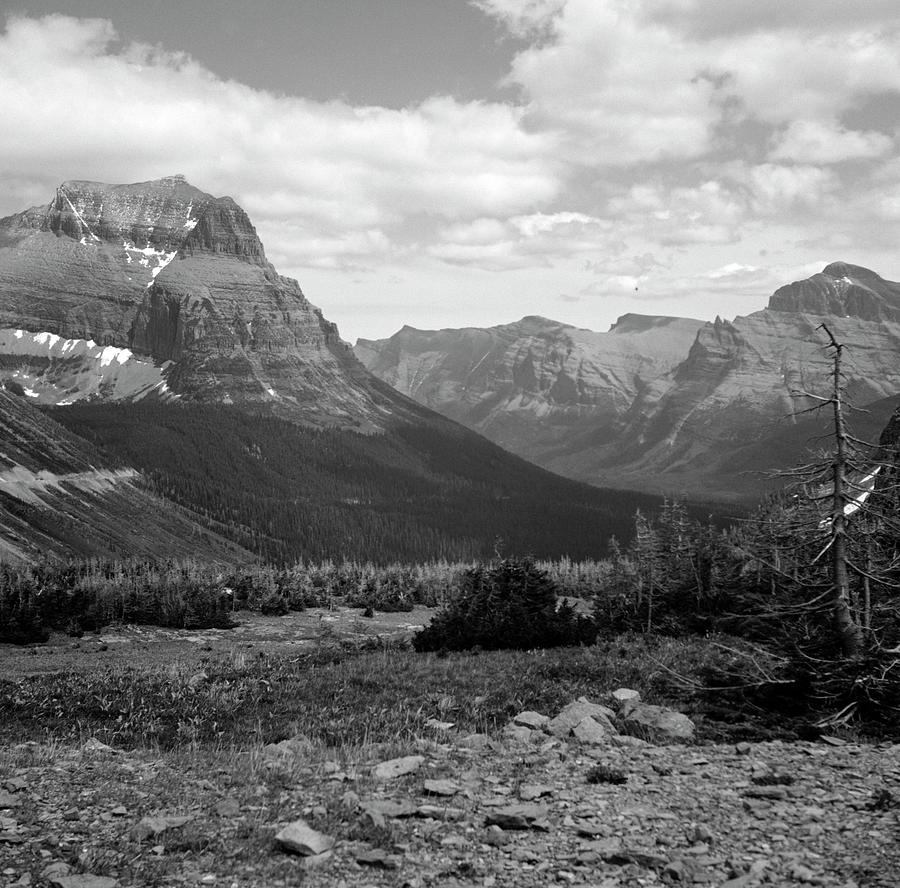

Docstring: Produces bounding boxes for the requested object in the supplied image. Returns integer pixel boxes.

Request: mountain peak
[767,261,900,322]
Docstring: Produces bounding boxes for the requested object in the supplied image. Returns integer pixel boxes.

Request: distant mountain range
[0,176,672,563]
[356,262,900,501]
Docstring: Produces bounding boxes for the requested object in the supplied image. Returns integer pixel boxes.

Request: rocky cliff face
[0,176,394,428]
[356,314,705,465]
[358,264,900,500]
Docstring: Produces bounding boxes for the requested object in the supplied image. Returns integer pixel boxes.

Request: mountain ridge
[356,263,900,500]
[0,175,682,563]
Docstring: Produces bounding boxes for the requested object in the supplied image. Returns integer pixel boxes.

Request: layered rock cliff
[356,314,705,464]
[0,176,390,428]
[357,264,900,500]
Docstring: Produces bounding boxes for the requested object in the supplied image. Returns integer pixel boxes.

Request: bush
[413,557,597,652]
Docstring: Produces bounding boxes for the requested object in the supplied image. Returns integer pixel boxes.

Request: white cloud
[0,15,560,266]
[5,9,900,342]
[769,119,893,164]
[429,211,615,270]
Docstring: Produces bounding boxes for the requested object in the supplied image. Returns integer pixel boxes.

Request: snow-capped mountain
[0,175,389,428]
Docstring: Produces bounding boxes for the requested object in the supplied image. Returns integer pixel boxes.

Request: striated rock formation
[0,176,392,428]
[358,264,900,500]
[356,313,705,466]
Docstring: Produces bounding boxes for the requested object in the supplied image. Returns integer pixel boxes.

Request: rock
[572,716,613,745]
[0,790,22,809]
[688,824,715,845]
[40,863,72,880]
[513,711,550,729]
[355,848,401,869]
[262,736,312,760]
[81,738,114,754]
[274,819,335,856]
[502,723,534,743]
[373,755,425,780]
[743,786,788,800]
[361,799,417,819]
[416,804,465,820]
[132,814,194,841]
[548,699,617,739]
[585,836,669,868]
[484,803,550,830]
[423,778,459,797]
[424,718,455,731]
[619,699,695,741]
[519,783,554,801]
[48,877,118,888]
[611,688,641,707]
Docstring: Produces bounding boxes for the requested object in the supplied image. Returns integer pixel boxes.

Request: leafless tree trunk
[820,324,863,657]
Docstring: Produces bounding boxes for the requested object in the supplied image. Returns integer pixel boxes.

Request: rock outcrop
[0,176,397,429]
[357,264,900,500]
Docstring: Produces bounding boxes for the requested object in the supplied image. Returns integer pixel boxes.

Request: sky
[3,1,900,343]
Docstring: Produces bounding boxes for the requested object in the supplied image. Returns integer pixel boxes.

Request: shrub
[413,557,597,652]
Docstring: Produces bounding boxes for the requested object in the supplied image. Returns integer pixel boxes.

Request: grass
[0,633,790,750]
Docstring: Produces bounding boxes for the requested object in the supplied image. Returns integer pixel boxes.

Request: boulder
[619,699,695,741]
[373,755,425,780]
[274,819,335,856]
[548,698,617,739]
[610,688,641,708]
[572,716,613,745]
[513,710,550,730]
[502,723,534,744]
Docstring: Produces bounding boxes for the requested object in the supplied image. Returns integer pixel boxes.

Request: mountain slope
[0,387,253,564]
[356,313,705,469]
[50,400,685,564]
[357,263,900,501]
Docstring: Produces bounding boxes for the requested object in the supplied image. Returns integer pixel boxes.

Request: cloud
[477,0,900,168]
[429,211,615,270]
[0,14,560,270]
[769,118,893,163]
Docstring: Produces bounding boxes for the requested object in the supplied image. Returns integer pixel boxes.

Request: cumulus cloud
[0,14,560,272]
[477,0,900,168]
[769,119,893,164]
[429,211,615,270]
[5,8,900,338]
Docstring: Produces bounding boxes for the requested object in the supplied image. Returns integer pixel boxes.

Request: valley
[357,263,900,501]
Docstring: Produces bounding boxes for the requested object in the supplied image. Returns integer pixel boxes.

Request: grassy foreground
[0,634,792,750]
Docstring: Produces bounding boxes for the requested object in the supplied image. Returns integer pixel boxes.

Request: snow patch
[121,240,177,285]
[99,345,133,368]
[60,187,100,242]
[23,388,38,398]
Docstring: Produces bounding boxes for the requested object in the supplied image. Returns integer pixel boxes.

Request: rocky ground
[2,695,899,888]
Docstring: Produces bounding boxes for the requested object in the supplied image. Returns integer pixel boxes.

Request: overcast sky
[3,1,900,343]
